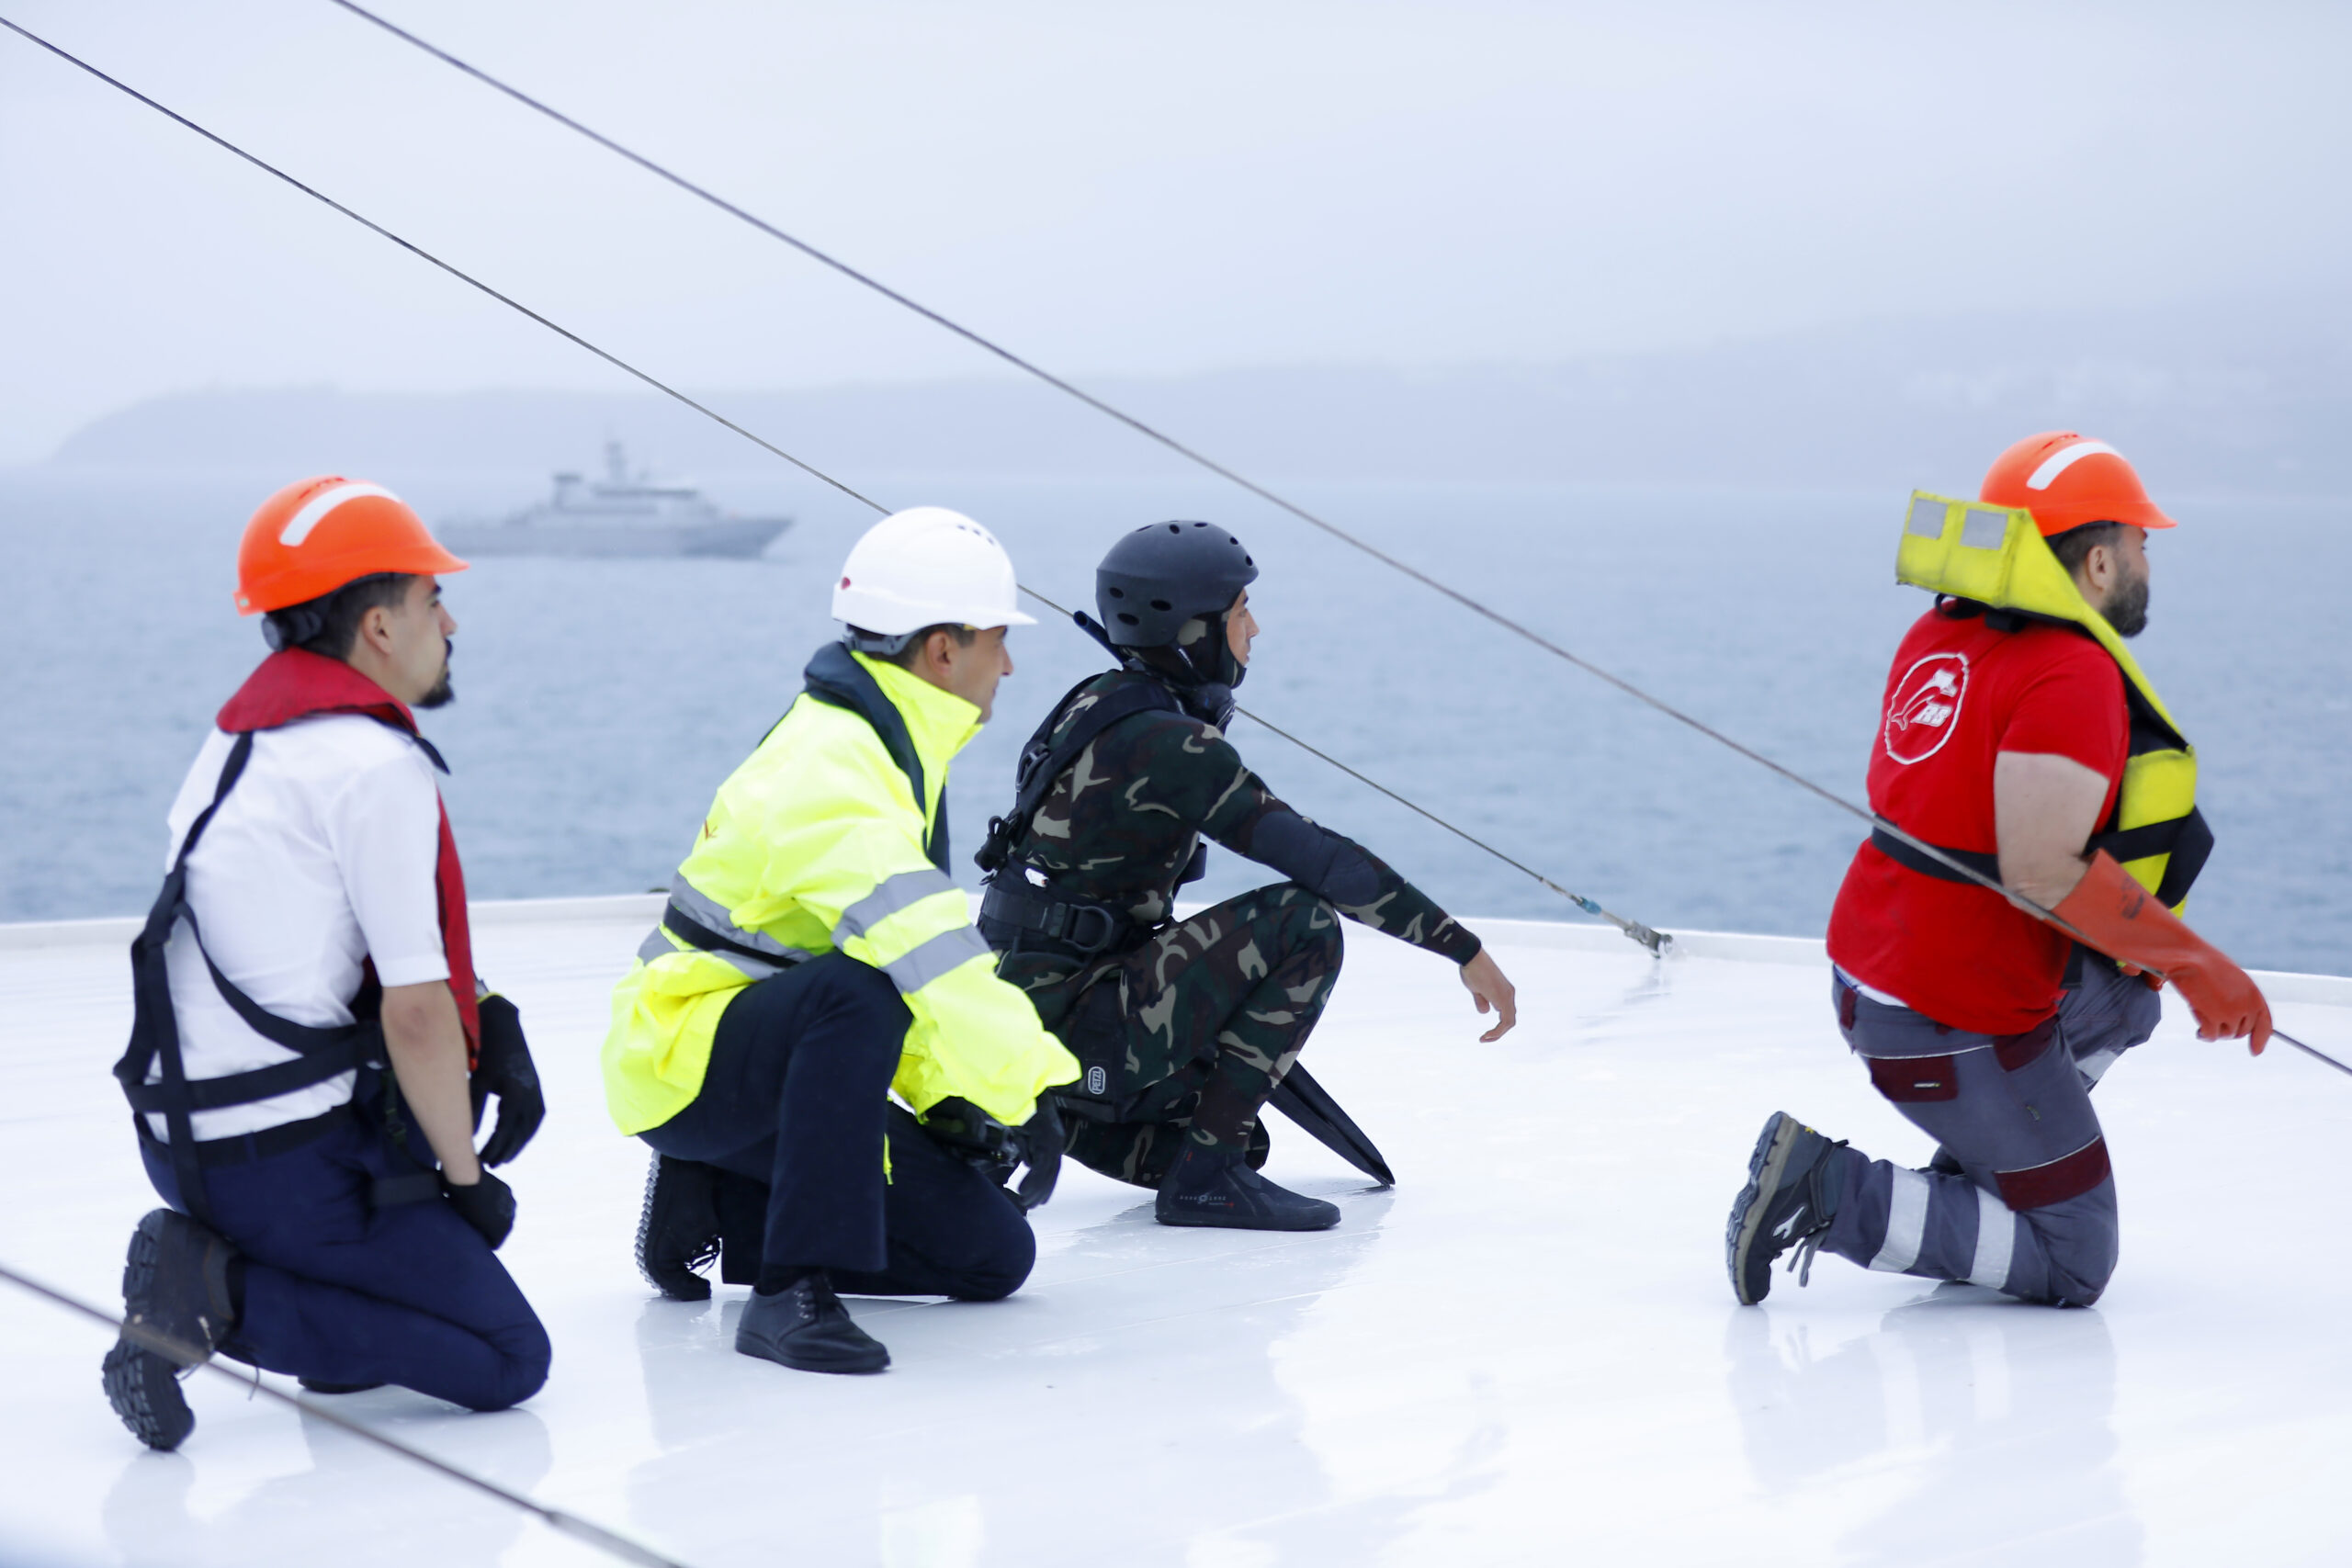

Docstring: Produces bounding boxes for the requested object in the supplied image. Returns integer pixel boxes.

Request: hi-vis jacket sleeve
[758,782,1075,1125]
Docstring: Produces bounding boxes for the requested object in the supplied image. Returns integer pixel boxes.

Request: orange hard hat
[234,477,468,615]
[1979,432,2177,537]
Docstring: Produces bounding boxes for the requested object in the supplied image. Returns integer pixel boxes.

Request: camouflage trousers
[1051,883,1344,1187]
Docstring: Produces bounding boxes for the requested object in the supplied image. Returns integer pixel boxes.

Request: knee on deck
[945,1207,1037,1303]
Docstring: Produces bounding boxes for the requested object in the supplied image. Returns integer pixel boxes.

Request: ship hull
[439,516,789,559]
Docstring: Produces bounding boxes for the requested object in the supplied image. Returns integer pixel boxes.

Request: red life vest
[216,649,481,1053]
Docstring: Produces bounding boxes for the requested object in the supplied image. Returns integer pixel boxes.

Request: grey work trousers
[1815,959,2161,1306]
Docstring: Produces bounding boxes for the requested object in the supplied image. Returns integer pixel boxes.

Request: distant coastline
[29,298,2352,500]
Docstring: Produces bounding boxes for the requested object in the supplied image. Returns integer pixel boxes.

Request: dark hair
[872,623,978,670]
[2047,522,2123,577]
[264,572,417,659]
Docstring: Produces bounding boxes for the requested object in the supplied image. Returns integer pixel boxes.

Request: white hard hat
[831,506,1037,640]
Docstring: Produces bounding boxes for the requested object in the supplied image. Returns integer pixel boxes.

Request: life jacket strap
[2088,806,2214,910]
[1871,808,2212,912]
[1868,827,1999,886]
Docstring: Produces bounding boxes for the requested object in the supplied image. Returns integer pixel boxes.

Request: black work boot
[736,1274,889,1374]
[1156,1145,1340,1231]
[635,1154,721,1302]
[102,1209,238,1451]
[1725,1112,1849,1306]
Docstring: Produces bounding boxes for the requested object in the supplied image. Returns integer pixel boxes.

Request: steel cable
[0,14,1663,952]
[0,1257,694,1568]
[6,16,2339,1069]
[310,3,2352,1068]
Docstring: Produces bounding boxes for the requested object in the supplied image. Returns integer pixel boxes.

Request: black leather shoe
[635,1154,720,1302]
[1156,1145,1340,1231]
[735,1275,889,1374]
[103,1209,238,1450]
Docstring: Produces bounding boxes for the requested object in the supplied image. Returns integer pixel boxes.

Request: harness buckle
[1056,903,1121,956]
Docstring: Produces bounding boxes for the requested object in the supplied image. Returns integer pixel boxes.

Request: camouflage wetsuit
[991,670,1482,1187]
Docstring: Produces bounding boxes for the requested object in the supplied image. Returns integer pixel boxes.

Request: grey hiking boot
[102,1209,238,1450]
[1157,1145,1340,1231]
[1725,1112,1848,1305]
[635,1154,720,1302]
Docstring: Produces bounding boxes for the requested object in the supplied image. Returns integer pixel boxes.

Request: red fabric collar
[215,649,479,1053]
[218,648,417,738]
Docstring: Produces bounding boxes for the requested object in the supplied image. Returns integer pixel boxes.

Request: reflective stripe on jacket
[603,649,1078,1135]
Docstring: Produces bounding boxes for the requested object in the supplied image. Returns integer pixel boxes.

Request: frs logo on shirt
[1883,652,1969,764]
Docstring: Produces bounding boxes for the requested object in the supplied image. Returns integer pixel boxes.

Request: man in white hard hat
[604,508,1079,1374]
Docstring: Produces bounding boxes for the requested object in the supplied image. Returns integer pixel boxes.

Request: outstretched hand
[1460,950,1518,1043]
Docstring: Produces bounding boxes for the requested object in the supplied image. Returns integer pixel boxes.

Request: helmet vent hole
[1150,599,1172,611]
[1116,612,1139,626]
[1107,586,1125,599]
[1166,524,1182,534]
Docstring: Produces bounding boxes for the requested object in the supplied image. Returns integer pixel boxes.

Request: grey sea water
[3,468,2346,975]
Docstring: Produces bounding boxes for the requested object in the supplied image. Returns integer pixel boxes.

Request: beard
[417,640,457,709]
[2103,569,2150,638]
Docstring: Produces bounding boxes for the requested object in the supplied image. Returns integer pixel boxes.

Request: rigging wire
[312,0,1913,822]
[1014,585,1668,950]
[0,14,1662,953]
[306,2,2352,1072]
[0,1257,694,1568]
[5,15,2339,1074]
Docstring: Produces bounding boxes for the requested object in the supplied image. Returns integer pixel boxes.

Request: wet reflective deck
[4,897,2348,1567]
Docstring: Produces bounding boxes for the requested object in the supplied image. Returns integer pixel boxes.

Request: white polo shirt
[152,713,451,1141]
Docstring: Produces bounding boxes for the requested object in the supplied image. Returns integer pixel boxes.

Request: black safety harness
[973,670,1193,960]
[115,727,442,1227]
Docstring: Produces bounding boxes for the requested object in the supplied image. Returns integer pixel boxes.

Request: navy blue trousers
[141,1112,549,1411]
[640,953,1035,1300]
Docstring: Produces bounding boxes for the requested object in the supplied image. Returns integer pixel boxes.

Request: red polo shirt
[1826,602,2129,1035]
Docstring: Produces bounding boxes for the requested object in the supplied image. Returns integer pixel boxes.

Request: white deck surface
[4,897,2350,1567]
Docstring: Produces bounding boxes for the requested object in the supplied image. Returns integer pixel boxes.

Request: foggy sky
[3,0,2347,467]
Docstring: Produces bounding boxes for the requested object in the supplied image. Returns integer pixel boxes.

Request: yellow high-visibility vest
[1894,493,2211,911]
[603,645,1078,1135]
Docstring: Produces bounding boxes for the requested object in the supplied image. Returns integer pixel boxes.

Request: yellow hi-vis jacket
[603,645,1079,1136]
[1895,493,2211,912]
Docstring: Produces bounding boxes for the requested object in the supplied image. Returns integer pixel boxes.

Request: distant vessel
[440,442,791,558]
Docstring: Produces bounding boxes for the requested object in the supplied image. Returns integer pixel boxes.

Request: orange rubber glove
[2052,852,2272,1053]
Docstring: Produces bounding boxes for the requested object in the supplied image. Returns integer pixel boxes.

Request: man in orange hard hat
[102,479,550,1450]
[1726,433,2271,1308]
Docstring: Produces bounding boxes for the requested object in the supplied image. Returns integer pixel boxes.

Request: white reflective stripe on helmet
[279,482,401,547]
[2025,440,2120,491]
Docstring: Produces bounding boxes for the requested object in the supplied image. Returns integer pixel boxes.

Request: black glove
[919,1096,1063,1213]
[919,1097,1019,1174]
[443,1168,516,1250]
[1010,1099,1065,1213]
[469,993,545,1168]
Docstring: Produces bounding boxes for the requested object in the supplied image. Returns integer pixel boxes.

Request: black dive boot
[101,1210,238,1450]
[735,1274,889,1374]
[1725,1111,1849,1306]
[1157,1145,1340,1231]
[635,1154,721,1302]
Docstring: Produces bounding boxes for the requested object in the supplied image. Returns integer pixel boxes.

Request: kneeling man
[608,508,1078,1373]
